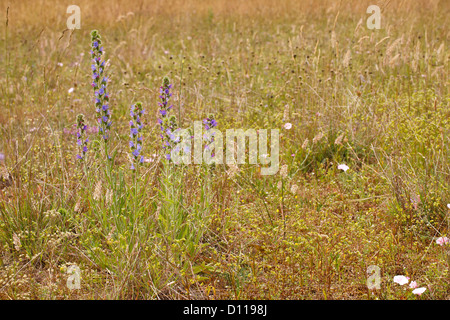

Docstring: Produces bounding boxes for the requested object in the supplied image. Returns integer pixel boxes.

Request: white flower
[57,62,63,67]
[447,204,450,209]
[337,164,349,172]
[68,87,74,94]
[393,275,409,285]
[284,123,292,130]
[412,287,426,295]
[409,281,417,289]
[436,236,449,246]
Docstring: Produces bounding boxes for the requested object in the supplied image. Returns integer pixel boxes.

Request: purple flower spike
[75,114,88,161]
[203,115,218,158]
[91,30,112,160]
[129,102,145,170]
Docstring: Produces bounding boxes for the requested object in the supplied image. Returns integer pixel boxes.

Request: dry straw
[313,132,325,144]
[342,50,351,68]
[290,184,298,194]
[93,180,102,201]
[280,164,288,178]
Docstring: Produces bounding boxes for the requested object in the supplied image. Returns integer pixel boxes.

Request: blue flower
[203,115,218,157]
[129,102,145,170]
[91,30,112,159]
[157,77,181,163]
[75,114,88,161]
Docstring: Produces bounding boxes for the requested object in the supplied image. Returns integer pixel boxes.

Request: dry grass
[0,0,449,300]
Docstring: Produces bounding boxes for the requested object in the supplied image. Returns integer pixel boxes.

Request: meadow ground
[0,0,449,299]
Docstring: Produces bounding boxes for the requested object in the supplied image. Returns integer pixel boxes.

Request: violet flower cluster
[129,102,145,170]
[203,114,217,157]
[76,114,89,160]
[90,30,111,145]
[158,77,173,119]
[158,77,180,161]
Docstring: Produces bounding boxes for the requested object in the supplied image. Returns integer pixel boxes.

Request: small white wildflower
[436,236,449,246]
[284,123,292,130]
[412,287,426,295]
[393,275,409,286]
[68,87,74,94]
[338,164,349,172]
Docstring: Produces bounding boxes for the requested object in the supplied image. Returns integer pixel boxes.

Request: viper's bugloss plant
[203,114,217,157]
[161,116,180,161]
[129,102,145,170]
[76,114,88,160]
[158,76,173,119]
[90,30,111,159]
[158,77,180,161]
